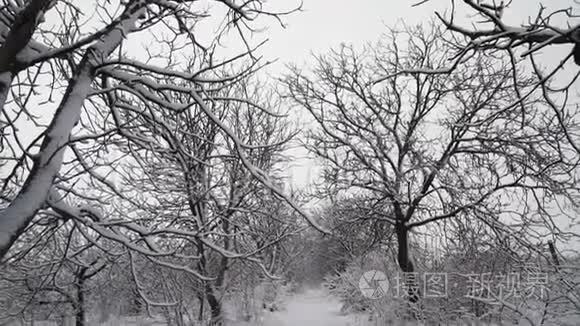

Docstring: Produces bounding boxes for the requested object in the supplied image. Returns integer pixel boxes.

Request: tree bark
[0,72,13,115]
[0,0,54,114]
[75,276,86,326]
[205,283,223,326]
[395,221,419,304]
[196,239,225,325]
[548,240,560,267]
[205,255,228,325]
[197,292,205,322]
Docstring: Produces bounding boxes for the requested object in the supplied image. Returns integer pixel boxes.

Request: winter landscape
[1,0,580,325]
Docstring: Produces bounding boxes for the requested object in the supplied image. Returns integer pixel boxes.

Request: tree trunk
[0,0,54,114]
[75,278,85,326]
[197,292,204,322]
[207,261,227,325]
[0,72,13,116]
[395,222,420,303]
[205,284,223,326]
[547,240,560,267]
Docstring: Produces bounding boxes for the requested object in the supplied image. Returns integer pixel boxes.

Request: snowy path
[258,288,361,326]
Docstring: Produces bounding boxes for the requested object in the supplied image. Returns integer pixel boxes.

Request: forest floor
[12,287,369,326]
[246,287,364,326]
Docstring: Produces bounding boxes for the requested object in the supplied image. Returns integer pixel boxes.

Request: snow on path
[258,288,360,326]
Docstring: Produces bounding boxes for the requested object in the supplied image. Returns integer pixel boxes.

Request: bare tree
[284,24,580,307]
[104,77,298,324]
[0,0,327,263]
[0,218,111,326]
[0,1,320,324]
[417,0,580,64]
[3,67,301,323]
[405,0,580,154]
[0,0,57,113]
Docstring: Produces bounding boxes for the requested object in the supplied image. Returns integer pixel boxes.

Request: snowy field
[10,288,569,326]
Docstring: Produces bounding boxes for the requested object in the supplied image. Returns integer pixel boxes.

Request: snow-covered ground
[249,287,363,326]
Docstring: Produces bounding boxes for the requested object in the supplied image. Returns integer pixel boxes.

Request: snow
[254,288,358,326]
